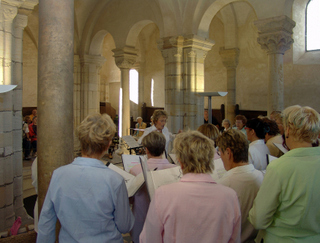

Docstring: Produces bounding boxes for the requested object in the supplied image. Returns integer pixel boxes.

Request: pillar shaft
[121,68,130,136]
[80,55,105,121]
[38,0,74,212]
[113,46,138,137]
[219,47,240,123]
[255,15,295,115]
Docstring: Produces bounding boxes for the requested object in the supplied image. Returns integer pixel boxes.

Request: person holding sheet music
[249,105,320,243]
[245,118,270,170]
[37,113,134,243]
[138,110,176,153]
[130,131,176,243]
[216,129,264,243]
[140,131,241,243]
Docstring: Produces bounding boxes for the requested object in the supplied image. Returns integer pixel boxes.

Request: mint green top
[249,147,320,243]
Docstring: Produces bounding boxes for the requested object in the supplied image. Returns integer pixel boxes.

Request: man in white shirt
[217,129,264,243]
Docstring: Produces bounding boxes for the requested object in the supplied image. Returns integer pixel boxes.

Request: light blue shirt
[37,157,134,243]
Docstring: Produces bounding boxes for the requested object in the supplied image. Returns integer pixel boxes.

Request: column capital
[14,14,28,30]
[254,15,296,55]
[112,46,138,69]
[2,3,18,22]
[183,34,215,52]
[219,47,240,69]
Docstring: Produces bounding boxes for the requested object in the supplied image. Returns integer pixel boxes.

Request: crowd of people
[35,105,320,243]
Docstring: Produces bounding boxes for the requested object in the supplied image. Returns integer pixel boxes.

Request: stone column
[219,47,240,123]
[80,55,105,121]
[157,36,184,133]
[158,35,214,132]
[113,46,138,136]
[254,15,295,115]
[183,35,214,130]
[0,3,17,85]
[38,0,74,212]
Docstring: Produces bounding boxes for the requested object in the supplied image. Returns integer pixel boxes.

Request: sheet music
[273,142,288,154]
[122,135,142,148]
[107,163,145,197]
[121,154,145,172]
[140,156,182,200]
[168,153,179,165]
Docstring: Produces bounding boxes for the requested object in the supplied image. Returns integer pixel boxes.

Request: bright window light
[129,69,139,104]
[151,79,154,107]
[306,0,320,51]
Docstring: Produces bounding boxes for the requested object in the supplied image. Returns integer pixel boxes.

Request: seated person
[216,129,264,243]
[134,117,147,138]
[37,113,134,242]
[130,131,176,243]
[262,118,284,157]
[197,123,226,180]
[140,131,241,243]
[246,118,270,170]
[222,119,232,132]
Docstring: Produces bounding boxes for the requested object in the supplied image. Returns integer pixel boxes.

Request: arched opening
[306,0,320,51]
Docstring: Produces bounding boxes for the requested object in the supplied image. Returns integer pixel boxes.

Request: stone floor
[15,151,133,243]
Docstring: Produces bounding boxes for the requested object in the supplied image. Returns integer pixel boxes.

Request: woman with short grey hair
[249,105,320,243]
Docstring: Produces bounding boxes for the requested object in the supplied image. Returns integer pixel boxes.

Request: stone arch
[89,29,109,55]
[125,20,154,47]
[197,0,255,38]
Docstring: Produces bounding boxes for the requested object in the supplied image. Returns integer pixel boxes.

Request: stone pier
[113,46,138,136]
[158,35,214,132]
[219,47,240,123]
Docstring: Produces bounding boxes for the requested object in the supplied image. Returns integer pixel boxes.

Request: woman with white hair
[140,131,241,243]
[222,119,232,132]
[37,113,134,243]
[249,105,320,243]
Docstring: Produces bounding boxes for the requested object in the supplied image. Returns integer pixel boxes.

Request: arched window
[306,0,320,51]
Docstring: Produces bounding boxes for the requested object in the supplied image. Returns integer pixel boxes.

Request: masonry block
[4,156,13,184]
[12,130,22,152]
[4,146,13,157]
[13,176,22,197]
[0,112,12,133]
[13,151,23,177]
[0,92,13,111]
[5,184,13,206]
[12,89,22,111]
[0,186,5,208]
[12,111,22,130]
[0,132,13,149]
